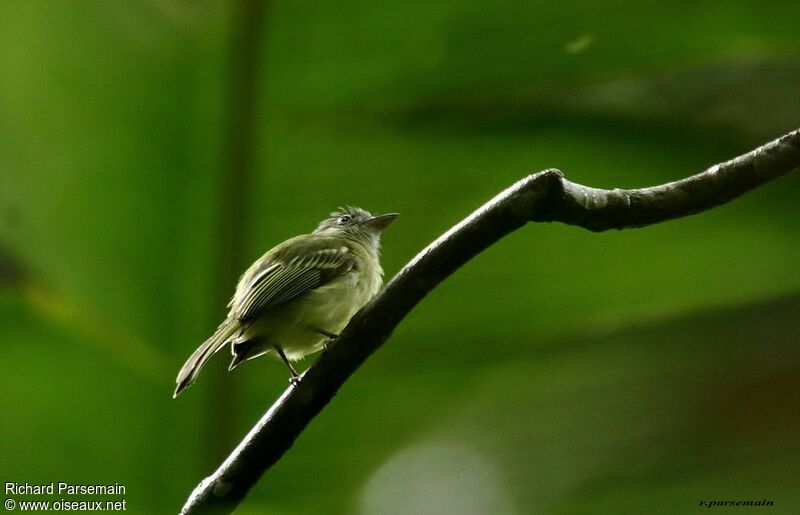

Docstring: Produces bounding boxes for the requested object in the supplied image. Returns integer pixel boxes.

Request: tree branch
[180,128,800,514]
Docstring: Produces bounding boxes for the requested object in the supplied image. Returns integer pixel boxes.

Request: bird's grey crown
[331,206,373,222]
[313,206,374,233]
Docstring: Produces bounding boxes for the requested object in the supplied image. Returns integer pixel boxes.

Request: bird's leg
[274,345,300,384]
[312,327,339,351]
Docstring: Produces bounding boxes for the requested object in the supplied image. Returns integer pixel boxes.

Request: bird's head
[313,206,398,247]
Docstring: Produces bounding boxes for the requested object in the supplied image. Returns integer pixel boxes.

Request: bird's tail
[173,318,240,398]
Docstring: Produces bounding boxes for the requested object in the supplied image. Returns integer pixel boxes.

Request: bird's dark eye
[336,215,352,225]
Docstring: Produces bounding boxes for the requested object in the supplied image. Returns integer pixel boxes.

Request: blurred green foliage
[0,1,798,513]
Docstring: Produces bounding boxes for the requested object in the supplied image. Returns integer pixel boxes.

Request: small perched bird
[173,207,397,398]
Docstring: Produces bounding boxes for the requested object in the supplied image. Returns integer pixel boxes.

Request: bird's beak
[362,213,398,231]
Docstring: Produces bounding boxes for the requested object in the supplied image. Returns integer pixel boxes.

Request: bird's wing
[229,237,354,321]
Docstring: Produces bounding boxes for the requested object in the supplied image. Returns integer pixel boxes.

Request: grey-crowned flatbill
[173,207,397,397]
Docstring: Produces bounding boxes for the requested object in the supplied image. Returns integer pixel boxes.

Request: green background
[0,1,798,513]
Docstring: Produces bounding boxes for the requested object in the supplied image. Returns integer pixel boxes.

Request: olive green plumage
[173,207,397,397]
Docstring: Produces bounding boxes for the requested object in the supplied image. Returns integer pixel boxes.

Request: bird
[173,206,397,398]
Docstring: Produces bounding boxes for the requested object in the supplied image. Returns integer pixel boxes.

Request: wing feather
[229,240,353,320]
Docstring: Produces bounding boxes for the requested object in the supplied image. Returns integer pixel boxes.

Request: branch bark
[180,128,800,514]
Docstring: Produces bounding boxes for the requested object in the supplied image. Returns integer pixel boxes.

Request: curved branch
[181,128,800,514]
